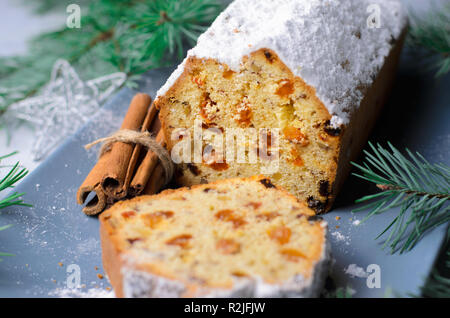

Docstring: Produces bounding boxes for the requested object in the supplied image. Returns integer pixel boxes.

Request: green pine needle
[0,224,14,259]
[351,142,450,254]
[0,153,30,260]
[408,2,450,77]
[420,269,450,298]
[0,161,31,209]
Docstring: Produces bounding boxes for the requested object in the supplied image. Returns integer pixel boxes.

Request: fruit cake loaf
[155,0,408,213]
[100,176,329,298]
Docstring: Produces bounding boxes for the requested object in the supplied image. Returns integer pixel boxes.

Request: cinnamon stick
[143,163,165,195]
[77,151,112,215]
[101,93,153,199]
[119,101,159,197]
[129,130,165,195]
[78,93,169,215]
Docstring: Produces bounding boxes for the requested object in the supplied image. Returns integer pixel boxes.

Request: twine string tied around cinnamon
[85,129,174,185]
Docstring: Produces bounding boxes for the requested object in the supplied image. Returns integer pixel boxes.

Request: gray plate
[0,49,449,297]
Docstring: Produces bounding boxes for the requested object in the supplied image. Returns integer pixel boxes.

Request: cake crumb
[335,216,341,221]
[97,274,104,280]
[58,262,63,267]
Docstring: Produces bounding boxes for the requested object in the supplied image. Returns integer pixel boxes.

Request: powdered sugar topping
[156,0,407,127]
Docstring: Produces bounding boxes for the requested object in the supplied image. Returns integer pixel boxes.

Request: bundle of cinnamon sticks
[77,93,167,215]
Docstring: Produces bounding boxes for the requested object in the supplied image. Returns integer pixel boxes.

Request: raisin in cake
[155,0,408,213]
[100,176,329,298]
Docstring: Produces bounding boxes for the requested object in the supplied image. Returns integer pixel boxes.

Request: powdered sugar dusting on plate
[344,264,368,278]
[49,287,115,298]
[331,231,350,246]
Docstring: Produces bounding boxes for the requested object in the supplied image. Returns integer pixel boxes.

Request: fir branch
[407,2,450,77]
[351,142,450,254]
[0,153,30,261]
[420,268,450,298]
[0,163,30,210]
[0,225,14,260]
[0,152,30,209]
[418,228,450,298]
[128,0,222,65]
[0,0,223,116]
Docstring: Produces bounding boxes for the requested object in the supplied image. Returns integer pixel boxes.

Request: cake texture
[100,176,330,298]
[155,0,408,213]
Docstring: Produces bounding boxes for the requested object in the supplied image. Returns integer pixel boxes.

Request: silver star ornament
[6,59,126,161]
